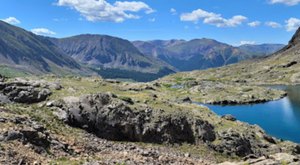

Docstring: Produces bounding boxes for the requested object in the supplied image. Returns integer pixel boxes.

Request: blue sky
[1,0,300,45]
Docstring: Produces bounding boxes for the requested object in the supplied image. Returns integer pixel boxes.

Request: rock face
[288,27,300,48]
[59,93,216,144]
[0,79,51,104]
[213,129,253,157]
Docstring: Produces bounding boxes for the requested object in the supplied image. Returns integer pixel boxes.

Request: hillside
[133,39,284,71]
[50,35,175,80]
[0,21,174,81]
[0,20,82,76]
[238,44,285,58]
[160,27,300,85]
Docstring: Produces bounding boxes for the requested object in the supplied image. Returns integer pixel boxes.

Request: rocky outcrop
[221,115,236,121]
[0,74,4,82]
[0,116,70,156]
[0,79,53,104]
[213,129,253,157]
[219,153,300,165]
[56,93,216,144]
[287,27,300,48]
[49,92,300,158]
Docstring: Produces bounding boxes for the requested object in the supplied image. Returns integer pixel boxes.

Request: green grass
[50,157,85,165]
[0,65,29,77]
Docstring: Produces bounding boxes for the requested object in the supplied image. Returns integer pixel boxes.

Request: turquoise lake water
[204,85,300,143]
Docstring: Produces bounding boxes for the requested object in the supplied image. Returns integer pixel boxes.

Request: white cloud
[269,0,300,6]
[31,28,56,36]
[239,40,256,45]
[180,9,247,27]
[57,0,154,23]
[248,21,261,27]
[265,21,282,28]
[285,17,300,31]
[170,8,177,15]
[1,17,21,25]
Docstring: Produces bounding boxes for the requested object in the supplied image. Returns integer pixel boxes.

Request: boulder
[213,129,252,157]
[263,134,276,144]
[48,82,63,90]
[0,94,10,104]
[181,97,192,103]
[221,115,237,121]
[0,80,52,104]
[0,74,4,82]
[61,93,216,144]
[184,80,198,87]
[293,145,300,154]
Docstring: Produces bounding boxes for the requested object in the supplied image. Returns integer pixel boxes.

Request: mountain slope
[161,28,300,85]
[238,44,285,59]
[50,35,175,74]
[0,21,174,81]
[133,39,284,71]
[0,20,82,75]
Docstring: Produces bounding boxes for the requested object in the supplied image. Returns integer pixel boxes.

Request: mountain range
[133,39,284,71]
[163,27,300,85]
[0,20,285,81]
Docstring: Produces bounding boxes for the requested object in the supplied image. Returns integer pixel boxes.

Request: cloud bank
[1,17,21,25]
[269,0,300,6]
[31,28,56,36]
[57,0,154,23]
[180,9,247,27]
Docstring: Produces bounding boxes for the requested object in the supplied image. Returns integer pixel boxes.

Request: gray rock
[53,108,68,121]
[0,94,10,104]
[0,135,5,141]
[0,117,7,123]
[0,81,52,104]
[263,134,276,144]
[221,115,237,121]
[0,75,4,82]
[5,131,23,141]
[213,129,252,157]
[48,82,63,90]
[181,97,192,103]
[293,145,300,154]
[61,93,216,144]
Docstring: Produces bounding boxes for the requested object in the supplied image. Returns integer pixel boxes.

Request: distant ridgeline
[0,20,284,82]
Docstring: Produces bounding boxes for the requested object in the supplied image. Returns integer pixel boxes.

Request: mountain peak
[288,27,300,47]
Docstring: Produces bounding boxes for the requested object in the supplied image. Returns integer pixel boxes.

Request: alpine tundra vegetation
[1,0,300,165]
